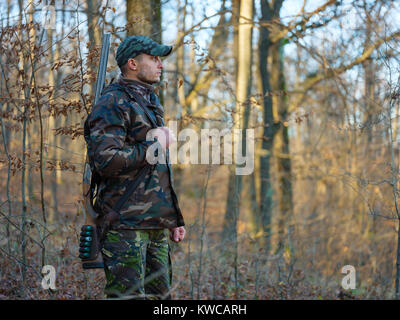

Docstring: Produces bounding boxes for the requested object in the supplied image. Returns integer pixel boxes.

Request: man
[84,35,186,299]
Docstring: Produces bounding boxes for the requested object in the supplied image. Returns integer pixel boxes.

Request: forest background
[1,0,400,300]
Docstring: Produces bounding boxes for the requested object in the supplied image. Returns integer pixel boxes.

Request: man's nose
[157,57,163,69]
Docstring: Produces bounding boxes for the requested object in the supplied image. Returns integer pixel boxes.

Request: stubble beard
[137,69,160,85]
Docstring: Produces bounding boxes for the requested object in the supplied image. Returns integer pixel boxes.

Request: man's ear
[127,58,138,71]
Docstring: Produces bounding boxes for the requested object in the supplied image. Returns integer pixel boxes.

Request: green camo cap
[116,35,173,67]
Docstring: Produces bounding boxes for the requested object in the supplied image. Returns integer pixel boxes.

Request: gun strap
[129,91,159,127]
[112,165,150,214]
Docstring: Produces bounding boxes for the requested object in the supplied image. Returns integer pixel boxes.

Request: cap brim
[149,44,173,57]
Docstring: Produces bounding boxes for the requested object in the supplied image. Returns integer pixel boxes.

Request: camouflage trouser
[101,229,172,300]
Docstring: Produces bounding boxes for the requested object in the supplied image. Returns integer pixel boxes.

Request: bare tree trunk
[176,0,186,112]
[47,6,57,225]
[26,1,38,206]
[126,0,161,41]
[189,33,198,114]
[222,0,253,248]
[18,0,28,293]
[172,0,187,194]
[54,1,66,188]
[86,0,102,96]
[271,39,293,253]
[4,0,12,154]
[86,0,102,46]
[222,0,240,242]
[387,86,400,298]
[258,0,284,253]
[0,104,12,254]
[361,2,379,273]
[0,0,12,251]
[28,1,48,268]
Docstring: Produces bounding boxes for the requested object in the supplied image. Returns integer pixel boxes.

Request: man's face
[132,53,163,84]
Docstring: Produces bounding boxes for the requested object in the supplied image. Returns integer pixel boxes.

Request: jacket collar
[118,76,155,96]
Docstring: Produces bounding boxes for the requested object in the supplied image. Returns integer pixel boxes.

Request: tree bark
[258,0,284,252]
[126,0,162,42]
[17,0,28,293]
[270,39,293,253]
[47,5,59,224]
[222,0,253,243]
[86,0,102,96]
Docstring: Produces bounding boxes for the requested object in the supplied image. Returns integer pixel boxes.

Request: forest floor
[0,162,395,300]
[0,241,388,300]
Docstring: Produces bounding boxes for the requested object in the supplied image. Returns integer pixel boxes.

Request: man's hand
[150,127,176,150]
[169,226,186,243]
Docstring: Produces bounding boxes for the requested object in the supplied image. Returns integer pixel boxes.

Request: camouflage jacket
[84,76,185,230]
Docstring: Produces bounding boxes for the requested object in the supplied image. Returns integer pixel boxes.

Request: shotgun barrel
[81,33,111,269]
